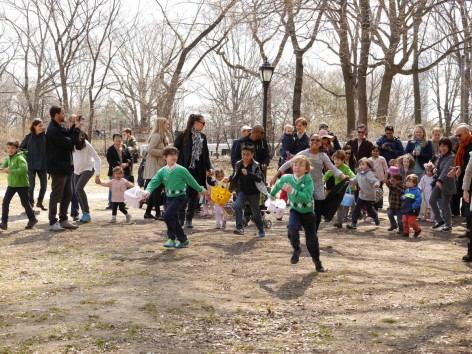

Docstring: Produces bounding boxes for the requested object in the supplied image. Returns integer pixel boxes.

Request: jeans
[2,186,36,223]
[165,196,188,242]
[28,168,47,204]
[288,209,320,261]
[387,208,403,230]
[234,192,263,231]
[352,198,379,225]
[73,170,94,214]
[430,187,452,227]
[48,174,73,225]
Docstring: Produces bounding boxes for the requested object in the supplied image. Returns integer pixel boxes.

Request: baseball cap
[319,122,329,130]
[241,125,252,133]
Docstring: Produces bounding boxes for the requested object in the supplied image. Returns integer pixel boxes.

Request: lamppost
[259,59,274,132]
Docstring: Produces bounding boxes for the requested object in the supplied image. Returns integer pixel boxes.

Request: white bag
[124,186,146,208]
[265,199,287,219]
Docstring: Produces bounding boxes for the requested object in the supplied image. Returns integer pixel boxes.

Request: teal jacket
[2,150,29,187]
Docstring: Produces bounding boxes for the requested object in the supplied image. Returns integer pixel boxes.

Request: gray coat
[350,169,379,201]
[143,133,167,180]
[435,151,456,195]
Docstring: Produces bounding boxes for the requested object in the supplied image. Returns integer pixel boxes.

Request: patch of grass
[453,277,472,285]
[306,324,335,345]
[381,317,397,324]
[236,307,243,313]
[127,324,144,341]
[139,303,158,314]
[417,299,425,305]
[95,321,115,330]
[369,331,380,337]
[80,299,97,305]
[196,313,219,323]
[102,299,116,305]
[233,344,255,352]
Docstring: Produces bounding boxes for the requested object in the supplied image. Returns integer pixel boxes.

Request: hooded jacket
[2,150,29,187]
[401,186,422,215]
[20,132,47,171]
[350,168,379,201]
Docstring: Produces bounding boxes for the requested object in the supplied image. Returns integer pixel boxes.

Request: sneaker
[60,220,79,229]
[164,239,176,248]
[258,230,266,238]
[402,233,409,237]
[364,217,373,223]
[105,205,113,210]
[0,222,7,230]
[72,215,79,221]
[25,219,38,230]
[432,221,445,229]
[346,223,357,230]
[441,226,452,232]
[49,222,65,232]
[233,228,244,235]
[413,229,422,238]
[387,225,398,231]
[333,222,342,228]
[144,213,156,219]
[374,219,380,226]
[314,260,325,272]
[109,216,117,223]
[175,240,189,248]
[291,248,302,264]
[396,230,403,235]
[222,221,227,229]
[462,254,472,262]
[125,214,132,224]
[76,214,91,225]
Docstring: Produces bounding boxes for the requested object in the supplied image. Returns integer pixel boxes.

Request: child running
[143,147,209,248]
[0,140,38,230]
[270,155,325,272]
[347,157,381,229]
[385,173,405,234]
[207,167,228,229]
[96,166,133,224]
[401,174,422,237]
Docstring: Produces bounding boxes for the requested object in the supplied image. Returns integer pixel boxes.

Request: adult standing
[20,118,47,211]
[405,125,433,182]
[73,131,101,224]
[318,129,336,159]
[270,133,346,232]
[431,126,443,163]
[174,114,213,228]
[106,134,133,209]
[430,138,456,232]
[319,122,341,151]
[142,117,169,219]
[233,125,270,181]
[289,117,310,156]
[376,125,404,165]
[46,105,81,231]
[345,124,374,161]
[122,128,139,183]
[231,125,252,169]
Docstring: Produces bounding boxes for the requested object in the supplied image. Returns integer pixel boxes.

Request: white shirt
[73,140,101,176]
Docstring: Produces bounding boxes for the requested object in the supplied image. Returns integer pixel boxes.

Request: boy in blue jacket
[401,174,422,237]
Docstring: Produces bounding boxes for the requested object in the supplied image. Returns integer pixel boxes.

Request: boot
[36,200,48,211]
[462,242,472,262]
[186,219,193,228]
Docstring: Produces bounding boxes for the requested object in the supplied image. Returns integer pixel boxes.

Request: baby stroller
[242,193,272,230]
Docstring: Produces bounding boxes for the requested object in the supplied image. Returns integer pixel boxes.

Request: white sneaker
[109,216,117,223]
[59,220,79,229]
[49,222,65,232]
[125,214,132,224]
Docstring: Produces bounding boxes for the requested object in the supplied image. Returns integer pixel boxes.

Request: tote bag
[340,185,355,207]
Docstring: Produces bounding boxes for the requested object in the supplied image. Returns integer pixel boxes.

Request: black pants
[288,209,320,261]
[112,202,128,216]
[144,179,164,215]
[2,186,36,223]
[28,168,47,204]
[314,199,325,232]
[179,187,199,223]
[48,174,73,225]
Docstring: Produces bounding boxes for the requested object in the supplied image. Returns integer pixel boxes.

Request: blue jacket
[289,132,310,155]
[376,135,404,164]
[401,186,422,215]
[405,140,433,170]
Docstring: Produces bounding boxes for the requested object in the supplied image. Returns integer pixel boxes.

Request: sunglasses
[310,138,321,142]
[199,121,206,125]
[345,152,351,155]
[456,134,462,138]
[358,130,366,134]
[320,126,328,129]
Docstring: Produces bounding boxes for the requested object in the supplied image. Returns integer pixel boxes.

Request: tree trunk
[376,68,396,124]
[292,54,303,123]
[357,0,371,128]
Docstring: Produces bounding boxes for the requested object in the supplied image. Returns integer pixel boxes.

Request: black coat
[20,132,47,171]
[234,135,271,168]
[174,131,212,172]
[321,179,349,221]
[45,120,80,176]
[106,145,132,176]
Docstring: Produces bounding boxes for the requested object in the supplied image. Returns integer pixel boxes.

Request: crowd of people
[1,106,472,269]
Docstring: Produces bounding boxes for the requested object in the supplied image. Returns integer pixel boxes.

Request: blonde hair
[406,174,419,185]
[291,155,312,173]
[284,124,294,134]
[358,157,373,169]
[148,117,169,146]
[413,125,427,147]
[398,153,415,169]
[294,117,308,127]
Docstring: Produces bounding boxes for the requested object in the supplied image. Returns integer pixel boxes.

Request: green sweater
[323,163,356,186]
[2,151,29,187]
[145,164,203,197]
[270,173,314,213]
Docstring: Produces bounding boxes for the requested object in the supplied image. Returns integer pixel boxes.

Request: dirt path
[0,193,471,353]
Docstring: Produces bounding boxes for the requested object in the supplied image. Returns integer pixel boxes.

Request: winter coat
[401,186,422,216]
[385,180,405,211]
[289,132,310,155]
[229,158,268,196]
[350,169,379,201]
[174,131,212,172]
[20,132,47,171]
[434,151,456,195]
[345,138,374,161]
[233,135,271,168]
[405,140,433,171]
[2,150,29,187]
[45,120,80,176]
[106,145,132,177]
[143,133,167,180]
[375,135,404,164]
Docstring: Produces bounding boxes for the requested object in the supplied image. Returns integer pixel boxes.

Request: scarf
[454,133,472,167]
[189,127,203,169]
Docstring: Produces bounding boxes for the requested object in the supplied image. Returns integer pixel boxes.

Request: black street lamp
[259,59,274,132]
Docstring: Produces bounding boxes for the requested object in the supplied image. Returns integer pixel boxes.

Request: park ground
[0,169,472,353]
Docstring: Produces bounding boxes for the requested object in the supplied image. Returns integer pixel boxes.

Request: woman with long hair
[174,114,213,228]
[405,125,433,182]
[20,118,47,210]
[142,117,170,219]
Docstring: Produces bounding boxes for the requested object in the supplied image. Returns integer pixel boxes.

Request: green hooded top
[2,150,29,187]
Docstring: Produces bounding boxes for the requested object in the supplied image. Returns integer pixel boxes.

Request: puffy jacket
[20,132,47,171]
[401,186,422,215]
[2,150,29,187]
[46,120,80,176]
[375,135,404,164]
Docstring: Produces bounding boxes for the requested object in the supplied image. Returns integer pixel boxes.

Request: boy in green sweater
[323,150,356,228]
[270,155,325,272]
[1,140,38,230]
[143,147,209,248]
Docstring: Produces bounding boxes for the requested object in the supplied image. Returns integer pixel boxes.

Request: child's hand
[95,177,102,184]
[142,192,150,200]
[206,170,213,177]
[3,167,10,174]
[222,177,229,183]
[282,183,293,193]
[241,168,247,176]
[201,189,210,196]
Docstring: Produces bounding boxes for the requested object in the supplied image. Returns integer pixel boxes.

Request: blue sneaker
[175,240,189,248]
[258,230,266,238]
[164,239,176,248]
[76,214,91,225]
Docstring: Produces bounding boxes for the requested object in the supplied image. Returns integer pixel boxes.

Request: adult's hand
[464,190,470,204]
[447,166,457,178]
[261,164,267,171]
[269,174,278,187]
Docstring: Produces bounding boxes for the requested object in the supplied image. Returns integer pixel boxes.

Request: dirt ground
[1,178,472,353]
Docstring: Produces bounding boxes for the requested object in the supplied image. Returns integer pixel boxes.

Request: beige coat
[143,133,167,180]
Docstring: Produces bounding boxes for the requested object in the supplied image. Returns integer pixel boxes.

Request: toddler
[207,167,228,229]
[97,166,134,223]
[279,124,294,166]
[347,158,380,229]
[369,146,388,210]
[401,174,422,237]
[418,163,435,222]
[385,173,405,234]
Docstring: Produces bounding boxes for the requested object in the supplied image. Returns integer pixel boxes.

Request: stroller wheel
[264,220,272,229]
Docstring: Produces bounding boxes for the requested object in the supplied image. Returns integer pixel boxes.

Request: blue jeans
[352,198,379,225]
[288,209,320,261]
[387,208,403,230]
[164,196,188,242]
[234,192,263,231]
